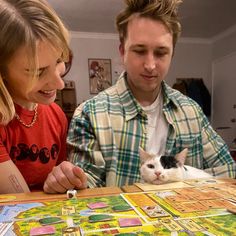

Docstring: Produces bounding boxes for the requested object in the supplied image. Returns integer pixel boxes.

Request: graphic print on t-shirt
[9,143,59,164]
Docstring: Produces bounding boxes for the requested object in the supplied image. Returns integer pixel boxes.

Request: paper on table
[134,181,192,191]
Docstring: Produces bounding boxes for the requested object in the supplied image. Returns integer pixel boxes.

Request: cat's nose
[155,171,161,177]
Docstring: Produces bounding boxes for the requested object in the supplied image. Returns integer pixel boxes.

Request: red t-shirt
[0,103,68,190]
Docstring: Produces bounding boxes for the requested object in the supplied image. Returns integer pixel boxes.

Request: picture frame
[88,58,112,94]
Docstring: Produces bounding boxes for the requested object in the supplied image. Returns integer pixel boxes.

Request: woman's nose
[49,63,66,90]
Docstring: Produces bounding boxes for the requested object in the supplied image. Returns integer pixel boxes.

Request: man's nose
[144,54,156,72]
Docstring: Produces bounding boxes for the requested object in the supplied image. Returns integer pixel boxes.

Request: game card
[62,206,76,215]
[178,219,204,232]
[159,219,183,231]
[62,226,81,236]
[184,178,223,186]
[141,205,169,218]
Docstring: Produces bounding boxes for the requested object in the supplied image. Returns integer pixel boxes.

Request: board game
[0,179,236,235]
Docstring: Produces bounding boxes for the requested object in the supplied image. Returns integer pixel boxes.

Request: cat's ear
[139,147,150,164]
[175,148,188,166]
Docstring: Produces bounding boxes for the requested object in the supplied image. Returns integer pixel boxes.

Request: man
[67,0,236,188]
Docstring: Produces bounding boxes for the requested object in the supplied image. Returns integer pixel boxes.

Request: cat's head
[139,147,188,184]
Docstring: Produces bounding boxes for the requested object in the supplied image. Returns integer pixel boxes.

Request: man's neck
[134,87,161,107]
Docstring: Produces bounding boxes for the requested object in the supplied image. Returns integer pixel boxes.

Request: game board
[0,179,236,236]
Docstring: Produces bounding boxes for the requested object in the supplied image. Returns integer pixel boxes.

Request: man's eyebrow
[131,44,145,47]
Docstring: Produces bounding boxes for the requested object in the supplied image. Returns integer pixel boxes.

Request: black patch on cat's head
[160,155,178,169]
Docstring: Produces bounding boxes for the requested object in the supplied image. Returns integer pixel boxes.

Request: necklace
[15,104,38,128]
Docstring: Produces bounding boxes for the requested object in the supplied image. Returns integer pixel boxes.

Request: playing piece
[30,226,55,236]
[112,205,133,212]
[67,189,77,199]
[39,217,63,225]
[88,214,113,223]
[118,217,142,227]
[87,202,108,209]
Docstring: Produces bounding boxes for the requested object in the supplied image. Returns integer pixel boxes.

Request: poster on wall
[88,58,112,94]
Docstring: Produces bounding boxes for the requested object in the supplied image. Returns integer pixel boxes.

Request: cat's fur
[139,148,212,184]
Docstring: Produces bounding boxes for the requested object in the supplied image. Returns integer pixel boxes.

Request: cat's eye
[147,164,155,169]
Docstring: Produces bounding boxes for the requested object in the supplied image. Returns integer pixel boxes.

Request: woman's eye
[56,58,63,64]
[37,68,45,77]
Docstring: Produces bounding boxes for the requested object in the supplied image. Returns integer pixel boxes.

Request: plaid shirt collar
[115,71,178,121]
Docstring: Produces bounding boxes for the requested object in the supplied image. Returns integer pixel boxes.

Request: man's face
[120,16,173,104]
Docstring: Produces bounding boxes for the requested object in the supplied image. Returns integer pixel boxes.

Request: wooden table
[0,186,122,204]
[0,178,235,203]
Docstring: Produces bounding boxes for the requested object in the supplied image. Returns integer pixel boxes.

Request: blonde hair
[0,0,70,125]
[116,0,182,48]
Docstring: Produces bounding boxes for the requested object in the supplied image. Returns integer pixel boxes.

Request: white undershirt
[141,90,168,156]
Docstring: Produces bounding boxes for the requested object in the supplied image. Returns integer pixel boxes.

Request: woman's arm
[0,160,30,193]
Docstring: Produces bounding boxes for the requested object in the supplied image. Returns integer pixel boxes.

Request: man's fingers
[44,172,68,193]
[72,166,87,189]
[60,162,86,189]
[44,162,87,193]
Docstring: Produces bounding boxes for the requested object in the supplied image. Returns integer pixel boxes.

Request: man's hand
[43,161,87,193]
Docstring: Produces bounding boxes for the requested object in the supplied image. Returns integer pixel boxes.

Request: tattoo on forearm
[9,175,24,192]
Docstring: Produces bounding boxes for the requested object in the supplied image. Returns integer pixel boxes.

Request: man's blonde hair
[116,0,182,48]
[0,0,70,125]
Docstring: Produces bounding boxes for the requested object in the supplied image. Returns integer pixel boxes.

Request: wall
[212,25,236,60]
[167,39,212,91]
[211,26,236,146]
[65,32,212,105]
[65,32,120,104]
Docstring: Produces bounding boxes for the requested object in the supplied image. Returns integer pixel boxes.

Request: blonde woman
[0,0,87,193]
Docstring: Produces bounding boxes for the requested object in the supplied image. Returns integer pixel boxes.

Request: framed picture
[88,58,112,94]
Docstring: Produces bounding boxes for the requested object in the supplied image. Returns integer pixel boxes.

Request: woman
[0,0,87,193]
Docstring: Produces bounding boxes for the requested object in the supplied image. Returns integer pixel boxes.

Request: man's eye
[155,51,167,57]
[133,50,145,55]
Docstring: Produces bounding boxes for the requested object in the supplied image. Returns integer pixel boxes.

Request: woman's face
[6,40,66,109]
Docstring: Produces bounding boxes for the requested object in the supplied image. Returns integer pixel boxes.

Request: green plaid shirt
[67,72,235,188]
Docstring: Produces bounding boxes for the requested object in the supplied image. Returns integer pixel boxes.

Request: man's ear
[175,148,188,166]
[119,43,124,56]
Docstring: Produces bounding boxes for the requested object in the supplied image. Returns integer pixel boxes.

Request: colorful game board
[0,179,236,235]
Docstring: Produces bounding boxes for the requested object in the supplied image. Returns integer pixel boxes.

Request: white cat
[139,148,212,184]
